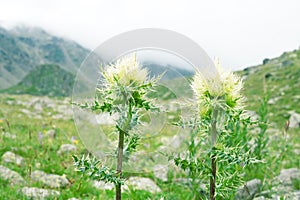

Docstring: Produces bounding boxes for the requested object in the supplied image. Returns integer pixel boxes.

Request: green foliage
[123,133,140,161]
[253,94,269,160]
[173,110,258,199]
[292,178,300,190]
[72,154,124,185]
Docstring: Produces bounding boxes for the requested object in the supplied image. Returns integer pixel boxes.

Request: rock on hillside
[0,165,25,185]
[31,170,69,188]
[2,151,25,166]
[21,187,60,200]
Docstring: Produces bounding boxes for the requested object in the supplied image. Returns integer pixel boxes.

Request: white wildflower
[103,54,148,86]
[191,60,244,117]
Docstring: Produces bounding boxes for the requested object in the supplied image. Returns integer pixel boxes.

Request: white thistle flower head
[191,60,244,117]
[103,54,148,86]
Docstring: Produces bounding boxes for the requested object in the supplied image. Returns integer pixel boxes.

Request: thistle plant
[173,61,256,199]
[73,54,158,200]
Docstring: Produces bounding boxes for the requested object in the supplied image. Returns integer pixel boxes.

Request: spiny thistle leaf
[72,155,124,185]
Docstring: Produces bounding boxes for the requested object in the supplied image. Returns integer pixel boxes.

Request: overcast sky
[1,0,300,70]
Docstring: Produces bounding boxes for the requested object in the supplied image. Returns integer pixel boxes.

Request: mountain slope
[2,64,75,97]
[0,26,89,89]
[238,48,300,126]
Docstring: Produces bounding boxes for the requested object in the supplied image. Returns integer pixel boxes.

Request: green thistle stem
[210,108,218,200]
[116,98,132,200]
[116,129,124,200]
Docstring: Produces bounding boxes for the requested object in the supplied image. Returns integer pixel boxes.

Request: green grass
[1,91,299,199]
[0,94,194,199]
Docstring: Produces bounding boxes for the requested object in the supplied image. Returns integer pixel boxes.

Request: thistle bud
[191,61,244,117]
[103,54,148,86]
